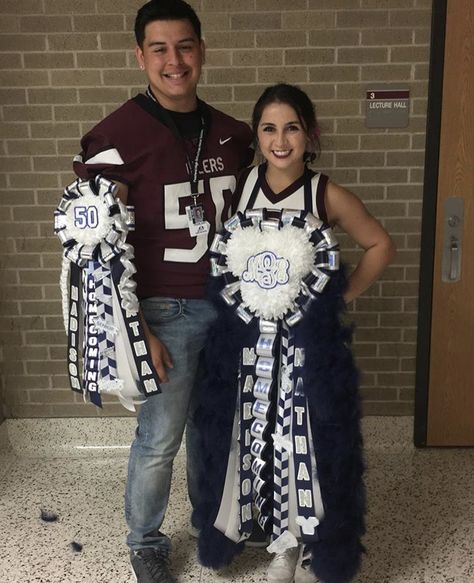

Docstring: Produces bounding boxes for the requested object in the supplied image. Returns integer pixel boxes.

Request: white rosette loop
[54,175,161,410]
[210,208,337,549]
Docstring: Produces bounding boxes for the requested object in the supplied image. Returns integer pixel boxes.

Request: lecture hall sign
[366,89,410,128]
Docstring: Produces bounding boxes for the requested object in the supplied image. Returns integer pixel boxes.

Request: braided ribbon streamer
[210,208,338,550]
[54,175,161,410]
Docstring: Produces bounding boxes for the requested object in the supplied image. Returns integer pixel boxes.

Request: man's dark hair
[135,0,202,47]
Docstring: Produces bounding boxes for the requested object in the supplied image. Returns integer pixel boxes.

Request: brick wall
[0,0,432,418]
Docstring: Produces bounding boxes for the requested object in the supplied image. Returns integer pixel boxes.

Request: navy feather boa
[193,266,365,583]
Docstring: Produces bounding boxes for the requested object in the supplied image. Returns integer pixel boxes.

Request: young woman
[195,84,395,583]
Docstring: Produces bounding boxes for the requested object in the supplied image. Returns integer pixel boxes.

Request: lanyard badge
[184,121,210,237]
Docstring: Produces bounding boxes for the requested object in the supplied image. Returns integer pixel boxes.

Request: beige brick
[403,329,417,342]
[100,32,134,50]
[76,52,127,69]
[406,234,421,247]
[309,30,359,49]
[44,0,96,13]
[8,139,56,156]
[1,0,43,13]
[20,15,72,33]
[0,70,49,87]
[0,34,46,52]
[51,70,102,86]
[197,86,232,103]
[355,297,403,312]
[391,46,429,64]
[293,83,336,101]
[285,48,334,66]
[54,104,104,122]
[337,11,389,28]
[310,65,359,83]
[358,357,400,372]
[415,28,431,44]
[0,158,32,174]
[28,389,74,404]
[257,66,307,84]
[257,31,306,48]
[14,201,57,221]
[0,191,35,205]
[31,122,81,139]
[233,50,282,67]
[361,28,413,46]
[27,360,66,375]
[362,402,413,415]
[103,69,145,86]
[316,100,360,117]
[379,343,416,358]
[386,151,425,167]
[48,33,99,51]
[24,52,75,69]
[9,173,58,188]
[26,330,65,345]
[0,15,19,33]
[207,67,256,85]
[360,168,408,183]
[390,9,431,28]
[360,134,410,150]
[204,31,255,49]
[339,47,388,65]
[203,0,254,9]
[366,201,407,218]
[4,375,50,392]
[361,64,411,81]
[96,0,147,13]
[77,88,129,105]
[73,15,125,32]
[200,13,230,32]
[28,88,78,105]
[362,0,413,7]
[1,285,42,300]
[387,184,423,200]
[204,50,231,67]
[44,315,64,329]
[409,167,425,182]
[256,0,307,9]
[336,152,385,167]
[0,89,27,106]
[231,13,282,31]
[0,53,22,69]
[360,387,398,401]
[282,11,335,30]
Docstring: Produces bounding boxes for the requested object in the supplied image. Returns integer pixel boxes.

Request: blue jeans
[125,297,217,552]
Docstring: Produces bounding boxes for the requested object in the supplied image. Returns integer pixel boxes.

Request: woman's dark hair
[135,0,202,47]
[252,83,321,163]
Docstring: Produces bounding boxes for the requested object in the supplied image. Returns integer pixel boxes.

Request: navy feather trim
[194,267,366,583]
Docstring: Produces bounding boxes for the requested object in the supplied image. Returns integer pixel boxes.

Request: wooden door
[423,0,474,446]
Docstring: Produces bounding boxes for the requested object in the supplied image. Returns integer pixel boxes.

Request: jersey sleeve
[73,128,134,185]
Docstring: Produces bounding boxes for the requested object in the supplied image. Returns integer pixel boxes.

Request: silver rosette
[54,175,161,410]
[210,208,339,552]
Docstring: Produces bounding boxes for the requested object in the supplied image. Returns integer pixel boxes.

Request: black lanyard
[146,86,205,204]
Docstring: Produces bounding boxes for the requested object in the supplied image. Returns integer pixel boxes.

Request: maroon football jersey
[74,94,253,299]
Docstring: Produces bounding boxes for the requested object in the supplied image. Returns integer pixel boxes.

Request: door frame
[414,0,448,448]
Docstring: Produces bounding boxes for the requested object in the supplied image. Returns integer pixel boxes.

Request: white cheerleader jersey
[233,164,329,221]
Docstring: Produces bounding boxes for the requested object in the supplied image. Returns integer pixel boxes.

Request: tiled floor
[0,417,472,583]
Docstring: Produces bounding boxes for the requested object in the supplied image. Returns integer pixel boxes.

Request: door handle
[441,198,464,283]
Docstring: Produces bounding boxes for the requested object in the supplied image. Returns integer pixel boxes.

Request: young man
[74,1,253,581]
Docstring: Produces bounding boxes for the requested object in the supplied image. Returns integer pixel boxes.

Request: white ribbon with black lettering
[209,208,339,552]
[54,175,161,410]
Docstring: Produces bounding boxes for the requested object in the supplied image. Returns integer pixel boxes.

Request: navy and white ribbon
[54,175,161,410]
[210,208,338,551]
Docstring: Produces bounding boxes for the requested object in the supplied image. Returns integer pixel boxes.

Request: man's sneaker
[267,545,300,583]
[130,548,176,583]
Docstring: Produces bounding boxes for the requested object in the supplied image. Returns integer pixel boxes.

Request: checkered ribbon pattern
[211,209,339,546]
[55,175,161,409]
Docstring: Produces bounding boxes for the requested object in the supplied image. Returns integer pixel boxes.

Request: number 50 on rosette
[54,174,160,411]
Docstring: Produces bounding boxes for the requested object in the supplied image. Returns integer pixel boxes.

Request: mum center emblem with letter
[209,208,340,551]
